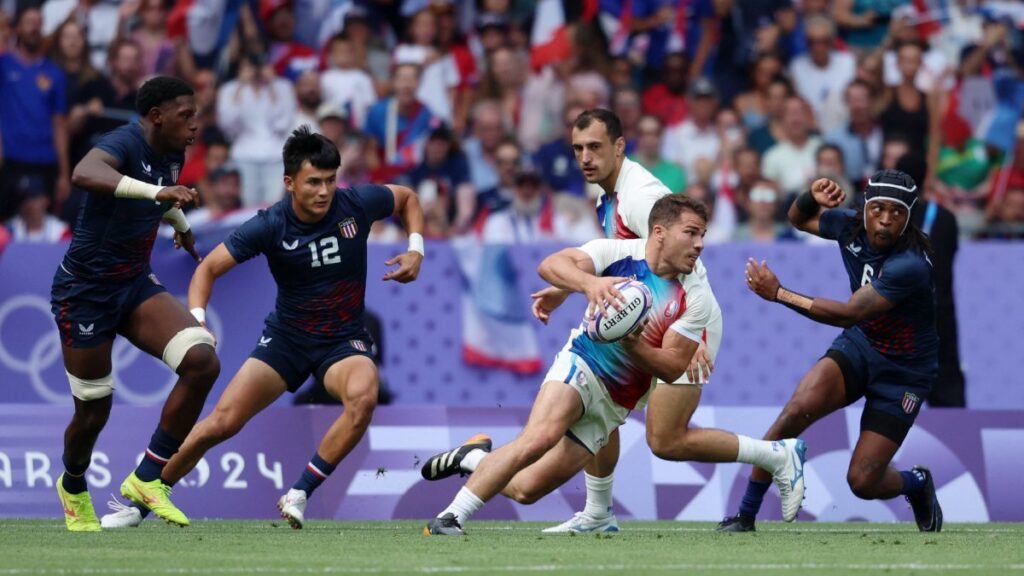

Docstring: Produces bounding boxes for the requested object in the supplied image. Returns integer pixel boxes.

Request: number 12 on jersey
[309,237,341,268]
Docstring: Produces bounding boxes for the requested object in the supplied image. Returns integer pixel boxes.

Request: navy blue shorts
[50,266,167,348]
[249,322,375,393]
[826,330,936,445]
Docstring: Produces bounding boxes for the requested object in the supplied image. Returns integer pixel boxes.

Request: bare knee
[847,469,880,500]
[647,428,695,461]
[344,389,378,430]
[504,479,545,505]
[200,411,244,444]
[177,346,220,388]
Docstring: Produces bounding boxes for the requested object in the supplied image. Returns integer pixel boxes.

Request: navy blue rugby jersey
[61,122,184,281]
[818,208,938,365]
[225,184,395,339]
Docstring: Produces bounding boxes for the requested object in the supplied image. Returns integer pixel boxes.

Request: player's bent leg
[554,429,620,532]
[503,437,593,505]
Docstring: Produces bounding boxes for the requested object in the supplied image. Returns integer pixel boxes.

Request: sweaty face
[287,161,338,221]
[864,199,908,250]
[660,211,706,275]
[155,95,199,152]
[572,122,622,186]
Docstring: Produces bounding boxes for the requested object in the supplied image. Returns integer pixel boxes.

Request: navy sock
[61,455,88,494]
[738,479,773,518]
[292,453,336,496]
[900,469,927,495]
[134,427,182,482]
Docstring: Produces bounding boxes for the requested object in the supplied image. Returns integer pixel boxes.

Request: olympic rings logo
[0,293,223,405]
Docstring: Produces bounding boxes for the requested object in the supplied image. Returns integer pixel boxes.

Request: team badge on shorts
[339,218,358,239]
[148,273,162,286]
[901,392,920,414]
[350,340,368,352]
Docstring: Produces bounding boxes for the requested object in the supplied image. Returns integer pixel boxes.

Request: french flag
[530,0,598,71]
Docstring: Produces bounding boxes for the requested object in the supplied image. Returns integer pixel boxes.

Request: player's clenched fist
[156,185,200,208]
[810,178,845,208]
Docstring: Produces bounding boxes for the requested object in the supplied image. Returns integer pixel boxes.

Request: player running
[52,77,219,531]
[719,171,943,532]
[421,196,805,536]
[101,126,424,528]
[528,109,723,533]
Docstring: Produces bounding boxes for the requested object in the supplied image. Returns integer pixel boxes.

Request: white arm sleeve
[669,280,714,343]
[578,238,639,276]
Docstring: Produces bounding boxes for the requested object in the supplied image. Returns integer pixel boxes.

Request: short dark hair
[282,125,341,177]
[648,194,709,234]
[136,76,194,116]
[573,109,623,142]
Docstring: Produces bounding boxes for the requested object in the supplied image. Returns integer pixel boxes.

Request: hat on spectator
[476,12,510,31]
[688,76,718,99]
[209,162,240,182]
[260,0,293,23]
[15,174,47,199]
[316,102,349,122]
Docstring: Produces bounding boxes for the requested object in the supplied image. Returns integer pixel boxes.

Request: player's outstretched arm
[538,248,629,319]
[72,148,199,206]
[788,178,846,237]
[382,184,424,283]
[620,325,699,384]
[746,258,895,327]
[187,243,239,329]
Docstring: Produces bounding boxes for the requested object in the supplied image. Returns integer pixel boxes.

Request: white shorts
[543,351,629,454]
[659,310,723,386]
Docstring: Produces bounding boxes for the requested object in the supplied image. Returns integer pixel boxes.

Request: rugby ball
[585,280,653,343]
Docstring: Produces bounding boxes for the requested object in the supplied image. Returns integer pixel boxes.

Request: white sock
[735,435,786,471]
[440,486,484,524]
[460,449,487,473]
[582,473,614,518]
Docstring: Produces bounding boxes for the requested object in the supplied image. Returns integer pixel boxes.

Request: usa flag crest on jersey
[339,217,358,239]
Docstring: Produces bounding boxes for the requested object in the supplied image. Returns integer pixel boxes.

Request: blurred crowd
[0,0,1023,249]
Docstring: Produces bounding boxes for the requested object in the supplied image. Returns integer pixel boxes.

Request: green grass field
[2,520,1022,575]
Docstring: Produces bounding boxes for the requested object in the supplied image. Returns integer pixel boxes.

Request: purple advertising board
[1,405,1021,522]
[1,241,1023,409]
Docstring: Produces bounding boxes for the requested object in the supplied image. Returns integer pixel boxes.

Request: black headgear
[864,170,918,235]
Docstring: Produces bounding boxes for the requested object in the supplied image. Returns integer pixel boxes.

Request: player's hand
[582,276,630,320]
[156,185,200,209]
[530,286,571,324]
[383,250,422,283]
[619,318,649,350]
[687,339,714,383]
[173,229,202,262]
[745,258,780,302]
[810,178,845,208]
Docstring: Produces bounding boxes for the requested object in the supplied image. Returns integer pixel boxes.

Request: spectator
[684,181,736,244]
[42,0,119,71]
[880,135,910,171]
[5,174,69,243]
[934,111,992,199]
[477,46,528,130]
[881,6,951,93]
[789,15,856,125]
[320,34,376,131]
[0,7,69,221]
[434,1,477,135]
[629,114,686,194]
[217,52,296,206]
[532,104,587,198]
[190,163,244,230]
[363,63,435,180]
[733,53,784,130]
[832,0,905,53]
[124,0,177,77]
[403,123,475,237]
[261,0,318,80]
[612,87,642,155]
[879,41,931,156]
[316,103,349,151]
[746,76,793,155]
[979,181,1024,240]
[338,132,373,189]
[481,167,599,244]
[642,52,688,127]
[103,39,145,126]
[815,143,855,207]
[761,96,822,197]
[176,69,221,188]
[662,76,720,180]
[395,7,461,124]
[825,79,884,186]
[733,179,795,242]
[332,6,391,94]
[475,138,522,220]
[463,100,507,193]
[292,69,321,132]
